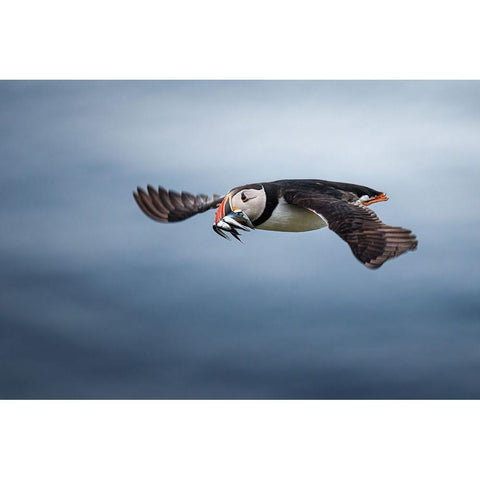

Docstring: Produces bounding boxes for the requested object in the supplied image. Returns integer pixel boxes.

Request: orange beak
[215,194,232,224]
[362,192,388,206]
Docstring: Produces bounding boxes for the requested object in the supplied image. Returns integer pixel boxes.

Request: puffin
[133,179,418,269]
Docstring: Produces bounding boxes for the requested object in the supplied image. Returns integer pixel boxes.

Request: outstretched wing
[284,190,418,269]
[133,185,224,223]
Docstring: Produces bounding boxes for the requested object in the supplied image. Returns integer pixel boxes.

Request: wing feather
[134,185,223,223]
[284,190,418,269]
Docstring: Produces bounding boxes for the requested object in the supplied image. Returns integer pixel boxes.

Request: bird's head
[213,184,266,241]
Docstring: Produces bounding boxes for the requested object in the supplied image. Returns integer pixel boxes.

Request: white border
[1,0,480,78]
[1,401,479,479]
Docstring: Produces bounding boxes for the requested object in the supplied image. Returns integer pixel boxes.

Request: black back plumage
[271,179,383,201]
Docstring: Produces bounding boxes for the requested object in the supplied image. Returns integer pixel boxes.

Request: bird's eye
[241,192,248,202]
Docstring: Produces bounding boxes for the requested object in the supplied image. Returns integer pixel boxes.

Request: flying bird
[133,179,418,269]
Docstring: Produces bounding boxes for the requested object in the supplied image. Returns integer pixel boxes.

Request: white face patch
[230,187,266,222]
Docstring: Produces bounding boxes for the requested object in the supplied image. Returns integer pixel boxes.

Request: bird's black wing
[283,189,418,269]
[133,185,224,223]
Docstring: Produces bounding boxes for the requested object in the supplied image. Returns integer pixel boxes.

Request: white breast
[257,198,327,232]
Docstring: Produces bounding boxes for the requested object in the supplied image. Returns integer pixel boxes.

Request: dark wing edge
[284,191,418,269]
[133,185,224,223]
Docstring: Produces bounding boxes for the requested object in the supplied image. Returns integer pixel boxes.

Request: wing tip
[362,232,418,269]
[133,184,221,224]
[133,185,169,223]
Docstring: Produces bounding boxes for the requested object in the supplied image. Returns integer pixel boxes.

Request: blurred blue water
[1,80,479,398]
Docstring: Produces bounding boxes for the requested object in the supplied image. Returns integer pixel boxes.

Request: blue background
[1,81,479,398]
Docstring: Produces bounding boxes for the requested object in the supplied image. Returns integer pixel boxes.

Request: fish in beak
[213,194,254,242]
